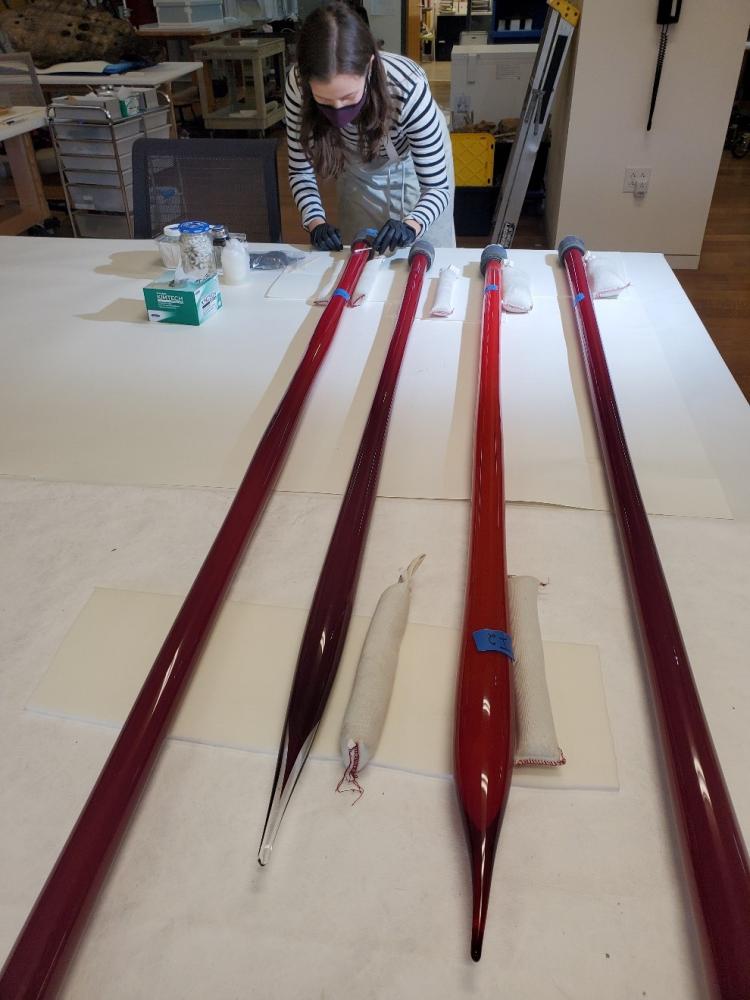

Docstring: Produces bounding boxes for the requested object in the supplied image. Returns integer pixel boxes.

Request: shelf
[490,0,546,43]
[490,29,542,40]
[202,103,285,131]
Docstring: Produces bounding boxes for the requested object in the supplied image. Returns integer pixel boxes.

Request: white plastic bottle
[221,238,250,284]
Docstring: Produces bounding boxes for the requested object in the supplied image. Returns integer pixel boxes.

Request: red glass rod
[258,240,435,865]
[454,245,515,963]
[558,236,750,999]
[0,238,374,1000]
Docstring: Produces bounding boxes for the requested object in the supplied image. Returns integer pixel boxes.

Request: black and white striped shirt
[284,52,451,234]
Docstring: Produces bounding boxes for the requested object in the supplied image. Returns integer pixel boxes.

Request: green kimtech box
[144,273,222,326]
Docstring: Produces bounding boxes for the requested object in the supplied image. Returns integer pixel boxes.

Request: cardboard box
[52,89,159,123]
[52,93,138,121]
[144,273,222,325]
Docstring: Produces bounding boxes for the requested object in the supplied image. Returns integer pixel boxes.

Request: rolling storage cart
[48,91,172,238]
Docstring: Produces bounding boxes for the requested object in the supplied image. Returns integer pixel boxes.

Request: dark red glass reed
[454,245,514,963]
[559,236,750,999]
[0,239,374,1000]
[257,241,434,865]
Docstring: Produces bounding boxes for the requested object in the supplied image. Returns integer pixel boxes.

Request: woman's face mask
[311,68,370,129]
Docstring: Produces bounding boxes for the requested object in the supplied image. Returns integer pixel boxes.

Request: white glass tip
[257,842,273,867]
[256,727,317,868]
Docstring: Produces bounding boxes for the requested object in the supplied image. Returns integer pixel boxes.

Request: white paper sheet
[27,588,619,791]
[265,254,409,306]
[0,241,734,518]
[594,297,732,515]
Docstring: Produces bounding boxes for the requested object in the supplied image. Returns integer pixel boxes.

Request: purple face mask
[315,81,368,128]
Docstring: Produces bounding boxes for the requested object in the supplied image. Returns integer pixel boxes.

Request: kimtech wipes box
[144,273,222,325]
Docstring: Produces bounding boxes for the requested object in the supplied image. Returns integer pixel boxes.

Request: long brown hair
[296,2,392,178]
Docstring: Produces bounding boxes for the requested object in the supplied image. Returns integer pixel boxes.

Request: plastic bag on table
[246,249,305,270]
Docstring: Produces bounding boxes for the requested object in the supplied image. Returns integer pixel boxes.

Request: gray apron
[336,113,456,248]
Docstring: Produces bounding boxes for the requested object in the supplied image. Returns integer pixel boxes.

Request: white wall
[545,0,750,265]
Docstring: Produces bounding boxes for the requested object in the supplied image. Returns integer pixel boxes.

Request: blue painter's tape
[484,283,499,294]
[574,292,585,304]
[333,288,351,301]
[472,628,514,659]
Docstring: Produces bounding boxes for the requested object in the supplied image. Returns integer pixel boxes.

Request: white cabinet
[450,42,537,124]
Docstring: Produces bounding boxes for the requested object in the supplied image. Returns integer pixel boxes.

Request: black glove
[373,219,418,254]
[310,222,343,252]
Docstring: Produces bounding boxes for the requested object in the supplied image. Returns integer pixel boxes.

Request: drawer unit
[49,95,171,238]
[56,124,169,160]
[75,213,132,239]
[65,167,134,187]
[68,182,134,213]
[59,150,134,172]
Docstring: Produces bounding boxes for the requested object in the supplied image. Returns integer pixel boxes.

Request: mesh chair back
[132,137,282,241]
[0,52,45,107]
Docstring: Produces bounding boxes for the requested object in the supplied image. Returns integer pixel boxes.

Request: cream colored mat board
[28,588,619,790]
[0,246,730,518]
[265,254,482,324]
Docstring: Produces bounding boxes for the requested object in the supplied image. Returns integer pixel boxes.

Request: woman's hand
[373,218,420,254]
[309,221,343,251]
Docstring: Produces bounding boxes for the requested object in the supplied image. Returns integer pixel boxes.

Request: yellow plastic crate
[451,132,495,187]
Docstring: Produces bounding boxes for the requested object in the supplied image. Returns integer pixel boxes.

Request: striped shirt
[284,52,451,234]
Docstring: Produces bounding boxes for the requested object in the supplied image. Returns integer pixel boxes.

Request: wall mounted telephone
[647,0,682,130]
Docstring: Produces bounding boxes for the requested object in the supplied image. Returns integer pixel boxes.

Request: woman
[285,1,455,252]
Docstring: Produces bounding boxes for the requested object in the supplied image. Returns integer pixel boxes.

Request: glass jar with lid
[178,221,216,280]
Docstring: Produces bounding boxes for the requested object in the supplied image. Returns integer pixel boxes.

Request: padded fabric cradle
[131,137,282,242]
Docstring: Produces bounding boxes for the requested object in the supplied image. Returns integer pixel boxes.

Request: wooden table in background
[190,38,286,135]
[0,107,48,236]
[137,18,258,113]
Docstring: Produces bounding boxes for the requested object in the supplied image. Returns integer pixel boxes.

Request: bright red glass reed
[258,241,434,865]
[559,236,750,999]
[0,239,373,1000]
[454,245,514,963]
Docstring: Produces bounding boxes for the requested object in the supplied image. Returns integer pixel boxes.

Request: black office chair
[131,137,282,241]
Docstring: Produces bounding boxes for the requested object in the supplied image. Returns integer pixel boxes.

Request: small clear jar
[211,224,228,271]
[178,221,216,280]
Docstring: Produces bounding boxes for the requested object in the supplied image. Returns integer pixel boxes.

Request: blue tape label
[574,292,585,305]
[333,288,351,301]
[472,629,514,659]
[484,283,499,294]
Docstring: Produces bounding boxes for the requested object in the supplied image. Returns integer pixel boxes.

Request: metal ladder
[490,0,580,247]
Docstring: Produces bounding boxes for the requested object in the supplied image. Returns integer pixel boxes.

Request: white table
[0,238,748,999]
[35,61,204,90]
[137,16,259,35]
[0,107,48,236]
[36,62,204,133]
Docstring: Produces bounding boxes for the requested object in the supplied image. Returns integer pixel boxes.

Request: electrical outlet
[624,167,651,197]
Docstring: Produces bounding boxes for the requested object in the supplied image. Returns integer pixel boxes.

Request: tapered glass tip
[471,934,483,962]
[257,843,273,867]
[257,728,317,869]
